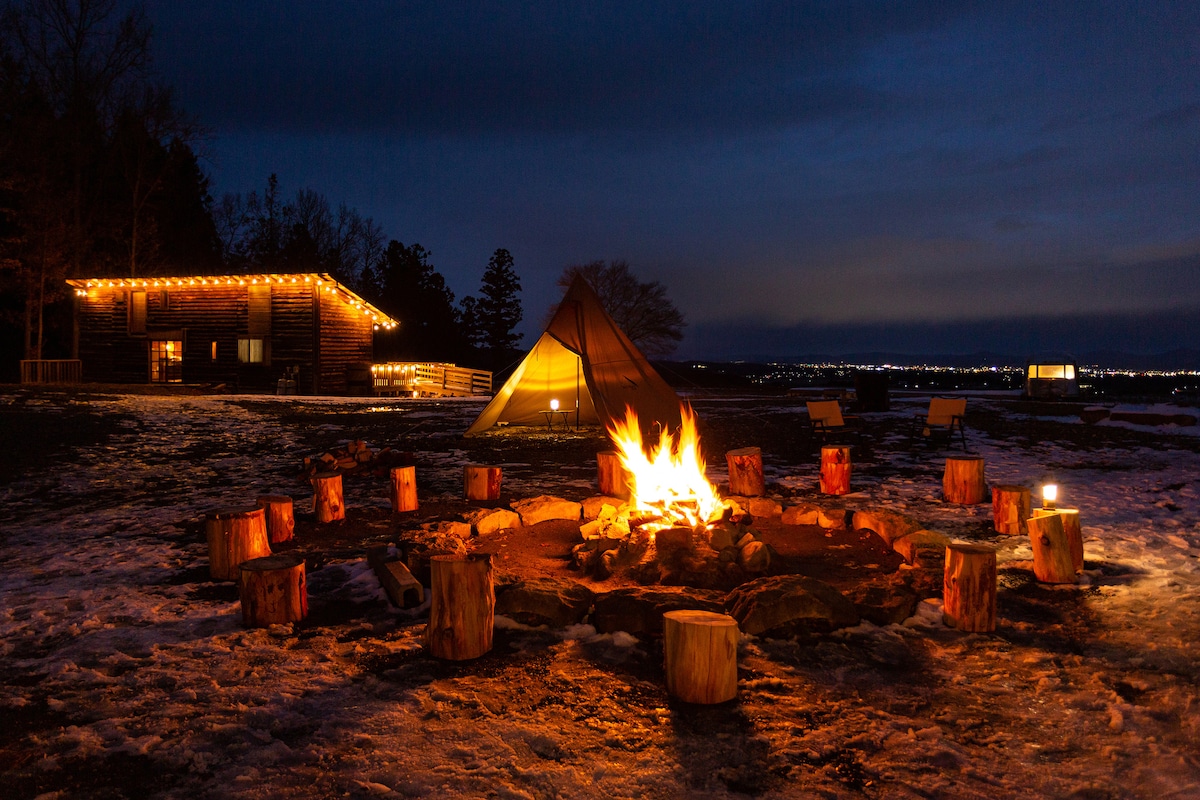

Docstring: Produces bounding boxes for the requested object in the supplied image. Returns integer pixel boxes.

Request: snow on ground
[1,392,1199,799]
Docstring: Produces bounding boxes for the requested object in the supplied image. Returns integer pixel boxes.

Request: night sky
[145,1,1200,361]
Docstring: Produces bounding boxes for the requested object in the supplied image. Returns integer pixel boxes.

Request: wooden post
[256,494,295,544]
[205,506,272,581]
[389,466,418,513]
[312,471,345,523]
[463,465,502,501]
[943,456,986,504]
[819,445,851,496]
[596,450,632,499]
[238,553,307,627]
[1027,512,1077,584]
[726,447,765,496]
[1034,508,1083,573]
[663,610,739,704]
[991,484,1031,535]
[943,541,997,632]
[425,554,494,660]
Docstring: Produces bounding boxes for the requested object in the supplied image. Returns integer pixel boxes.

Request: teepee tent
[465,277,683,435]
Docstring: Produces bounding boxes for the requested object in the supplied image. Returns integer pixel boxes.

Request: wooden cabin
[66,273,397,394]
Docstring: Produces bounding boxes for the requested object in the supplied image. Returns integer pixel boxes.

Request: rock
[892,529,950,566]
[748,497,783,518]
[419,520,473,540]
[582,496,628,520]
[592,586,726,635]
[495,578,595,628]
[851,508,924,547]
[655,527,693,554]
[738,540,771,573]
[466,507,522,535]
[782,503,820,526]
[706,522,738,551]
[726,575,860,638]
[511,495,582,526]
[843,575,919,626]
[818,507,848,530]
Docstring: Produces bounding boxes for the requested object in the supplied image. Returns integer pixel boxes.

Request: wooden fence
[20,359,83,384]
[371,362,492,398]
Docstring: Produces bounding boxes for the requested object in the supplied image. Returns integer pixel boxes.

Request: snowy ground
[1,389,1198,799]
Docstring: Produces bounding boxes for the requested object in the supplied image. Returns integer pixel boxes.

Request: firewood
[256,494,295,544]
[943,457,986,504]
[312,471,345,523]
[205,506,271,581]
[943,541,997,632]
[425,554,494,660]
[1027,512,1077,584]
[238,553,307,627]
[1033,508,1083,573]
[663,610,739,704]
[819,445,852,496]
[991,484,1031,535]
[464,464,502,501]
[726,447,765,496]
[596,450,632,499]
[389,465,418,513]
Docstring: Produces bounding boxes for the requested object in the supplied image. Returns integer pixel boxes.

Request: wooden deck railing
[20,359,83,384]
[371,362,492,397]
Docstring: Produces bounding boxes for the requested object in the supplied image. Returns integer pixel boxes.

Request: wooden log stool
[943,541,998,632]
[312,471,345,523]
[1034,508,1083,573]
[943,456,986,504]
[464,465,502,502]
[239,554,307,627]
[256,494,295,544]
[425,554,495,660]
[1027,512,1078,584]
[205,506,272,581]
[991,484,1031,535]
[663,610,739,704]
[819,445,851,496]
[389,466,418,513]
[726,447,765,497]
[596,450,632,500]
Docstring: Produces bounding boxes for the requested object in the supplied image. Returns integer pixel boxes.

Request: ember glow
[607,406,724,530]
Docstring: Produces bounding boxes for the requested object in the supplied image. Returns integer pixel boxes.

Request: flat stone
[495,578,595,629]
[818,508,849,530]
[748,497,783,518]
[592,586,726,635]
[706,522,738,551]
[466,507,522,535]
[582,496,628,520]
[738,540,771,573]
[782,503,820,526]
[419,520,473,540]
[511,495,582,526]
[727,575,860,638]
[851,508,924,546]
[843,575,919,626]
[892,529,950,566]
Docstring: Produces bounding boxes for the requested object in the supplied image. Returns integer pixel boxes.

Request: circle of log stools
[942,456,986,504]
[238,553,308,627]
[1030,508,1083,580]
[389,466,418,513]
[663,610,739,704]
[256,494,295,544]
[819,445,851,496]
[726,447,765,497]
[596,450,632,500]
[312,471,345,522]
[942,541,998,632]
[425,554,495,660]
[990,484,1031,535]
[205,506,272,581]
[464,465,502,501]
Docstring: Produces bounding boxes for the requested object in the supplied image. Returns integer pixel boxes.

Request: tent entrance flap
[465,334,599,433]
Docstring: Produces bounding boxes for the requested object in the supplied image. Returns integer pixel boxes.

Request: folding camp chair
[806,400,859,443]
[912,397,968,449]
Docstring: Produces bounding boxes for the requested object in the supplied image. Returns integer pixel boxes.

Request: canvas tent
[465,277,684,435]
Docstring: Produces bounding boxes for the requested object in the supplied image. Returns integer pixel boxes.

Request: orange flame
[607,405,723,530]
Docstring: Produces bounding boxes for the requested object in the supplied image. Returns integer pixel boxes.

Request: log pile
[300,440,411,478]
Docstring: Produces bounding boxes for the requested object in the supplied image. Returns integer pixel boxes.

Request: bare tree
[557,260,686,357]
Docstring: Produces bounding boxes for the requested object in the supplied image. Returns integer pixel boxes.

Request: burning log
[205,506,272,581]
[991,484,1030,535]
[942,541,997,632]
[312,472,345,523]
[726,447,765,497]
[464,465,502,501]
[256,494,295,544]
[596,450,632,499]
[389,466,418,513]
[1033,508,1083,573]
[238,553,307,627]
[663,609,739,704]
[943,457,986,504]
[425,554,494,660]
[1027,512,1077,584]
[819,445,852,495]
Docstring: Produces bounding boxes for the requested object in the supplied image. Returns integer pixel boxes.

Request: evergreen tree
[373,240,467,362]
[462,247,522,370]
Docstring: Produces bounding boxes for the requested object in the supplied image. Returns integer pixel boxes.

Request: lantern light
[1043,483,1058,510]
[550,398,559,411]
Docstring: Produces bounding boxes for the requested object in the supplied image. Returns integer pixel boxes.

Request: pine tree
[464,248,522,369]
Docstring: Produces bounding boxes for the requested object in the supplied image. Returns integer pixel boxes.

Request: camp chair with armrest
[912,397,967,449]
[806,400,860,443]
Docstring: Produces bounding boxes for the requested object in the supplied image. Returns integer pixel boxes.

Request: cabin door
[149,339,183,383]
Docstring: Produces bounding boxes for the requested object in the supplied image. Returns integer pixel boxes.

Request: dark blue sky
[145,1,1200,360]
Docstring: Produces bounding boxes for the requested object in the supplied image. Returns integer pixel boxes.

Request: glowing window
[238,337,264,364]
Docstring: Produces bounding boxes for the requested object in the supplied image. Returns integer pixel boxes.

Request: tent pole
[575,358,581,430]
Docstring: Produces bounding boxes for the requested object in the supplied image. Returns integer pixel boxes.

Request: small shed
[1024,359,1080,399]
[66,273,397,394]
